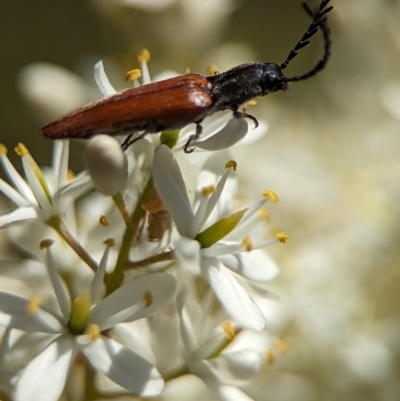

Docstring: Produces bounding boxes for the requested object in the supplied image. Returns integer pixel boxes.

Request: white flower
[0,141,91,229]
[153,145,282,331]
[0,240,176,400]
[175,288,264,401]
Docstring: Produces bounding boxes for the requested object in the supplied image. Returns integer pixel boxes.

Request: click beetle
[42,0,333,153]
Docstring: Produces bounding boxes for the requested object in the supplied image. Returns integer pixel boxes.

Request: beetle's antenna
[280,0,333,82]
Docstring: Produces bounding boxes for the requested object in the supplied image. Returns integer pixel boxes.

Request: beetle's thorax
[207,62,288,115]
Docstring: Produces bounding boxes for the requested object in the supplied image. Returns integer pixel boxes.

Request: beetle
[42,0,332,153]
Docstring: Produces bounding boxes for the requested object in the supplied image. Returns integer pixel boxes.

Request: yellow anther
[258,207,270,221]
[225,160,237,171]
[144,291,153,307]
[202,185,216,196]
[103,238,115,247]
[126,69,142,82]
[222,322,236,340]
[277,232,289,243]
[248,99,257,106]
[99,214,109,227]
[14,143,29,157]
[276,338,288,353]
[26,297,43,316]
[263,189,279,203]
[242,235,253,252]
[67,169,75,181]
[207,64,219,75]
[0,143,7,156]
[40,239,55,249]
[138,49,151,63]
[86,324,101,342]
[266,349,275,365]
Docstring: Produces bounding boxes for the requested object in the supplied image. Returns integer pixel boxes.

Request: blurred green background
[1,1,400,400]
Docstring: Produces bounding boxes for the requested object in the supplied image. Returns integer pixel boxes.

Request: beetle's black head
[261,63,289,95]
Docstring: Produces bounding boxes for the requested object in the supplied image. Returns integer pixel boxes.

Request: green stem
[112,192,131,226]
[125,250,174,270]
[47,215,98,272]
[104,176,154,295]
[84,363,101,401]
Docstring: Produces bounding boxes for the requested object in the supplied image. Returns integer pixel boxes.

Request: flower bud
[85,135,128,195]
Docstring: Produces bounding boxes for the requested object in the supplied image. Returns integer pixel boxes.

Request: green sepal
[160,130,180,149]
[195,208,248,248]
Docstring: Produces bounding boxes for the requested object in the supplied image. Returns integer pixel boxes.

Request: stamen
[266,349,275,365]
[14,143,29,157]
[207,64,219,75]
[202,185,216,196]
[67,169,75,182]
[276,338,288,353]
[0,143,7,156]
[144,291,153,307]
[222,322,236,340]
[126,69,142,82]
[225,160,237,171]
[86,324,101,342]
[137,49,151,63]
[263,189,279,203]
[99,214,109,227]
[277,232,289,243]
[103,238,115,247]
[40,239,55,249]
[258,207,270,221]
[26,296,42,316]
[248,100,257,106]
[242,235,253,251]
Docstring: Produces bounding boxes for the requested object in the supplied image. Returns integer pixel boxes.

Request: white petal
[0,292,64,333]
[218,385,255,401]
[91,245,109,305]
[15,335,77,401]
[89,273,176,329]
[20,156,52,213]
[176,287,198,356]
[80,336,164,396]
[193,118,248,151]
[0,178,31,207]
[237,120,269,145]
[52,140,69,189]
[153,145,194,236]
[45,247,71,320]
[201,242,245,258]
[0,207,38,229]
[53,171,92,210]
[94,61,117,96]
[201,167,233,227]
[207,350,262,384]
[0,154,37,205]
[219,250,279,282]
[202,258,265,331]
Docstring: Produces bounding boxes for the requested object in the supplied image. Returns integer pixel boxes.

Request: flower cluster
[0,52,286,401]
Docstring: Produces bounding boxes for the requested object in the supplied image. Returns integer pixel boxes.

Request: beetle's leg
[122,131,149,151]
[184,123,203,154]
[233,110,259,129]
[121,134,133,150]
